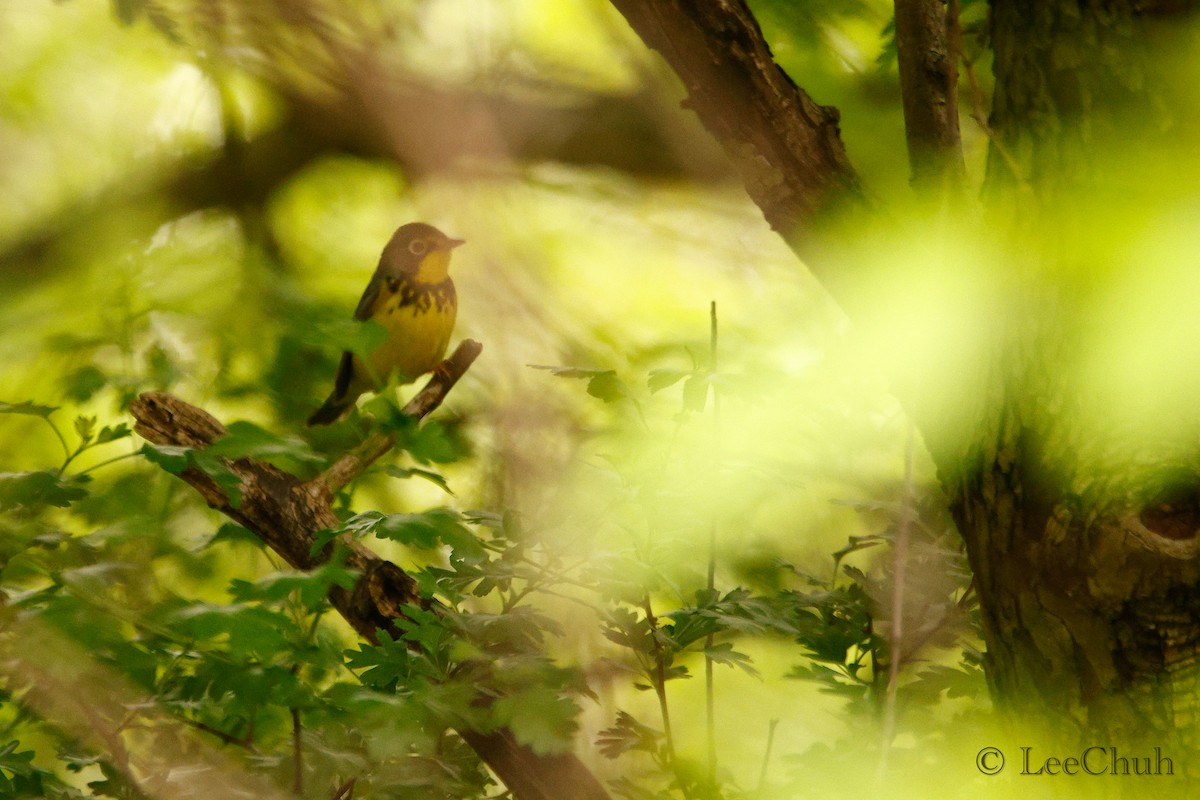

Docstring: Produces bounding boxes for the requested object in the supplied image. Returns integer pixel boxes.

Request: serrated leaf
[372,509,486,562]
[63,365,108,403]
[0,741,35,776]
[204,421,323,465]
[647,369,691,393]
[73,415,96,442]
[228,563,358,607]
[700,642,760,678]
[168,603,295,659]
[0,471,90,510]
[384,465,453,494]
[398,421,463,465]
[0,401,58,418]
[586,371,628,403]
[596,711,661,759]
[529,365,630,404]
[492,688,579,755]
[208,523,259,547]
[95,423,132,444]
[140,443,192,474]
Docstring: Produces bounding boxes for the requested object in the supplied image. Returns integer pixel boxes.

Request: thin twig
[319,339,482,493]
[704,300,719,786]
[878,420,916,778]
[181,718,261,754]
[641,595,685,797]
[948,0,1029,189]
[292,707,304,795]
[755,718,779,798]
[42,415,72,464]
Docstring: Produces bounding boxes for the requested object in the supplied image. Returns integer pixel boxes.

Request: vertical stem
[291,706,303,795]
[878,419,916,777]
[704,300,720,785]
[755,718,780,797]
[642,597,677,766]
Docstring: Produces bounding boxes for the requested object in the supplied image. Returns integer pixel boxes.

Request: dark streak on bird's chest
[383,276,456,315]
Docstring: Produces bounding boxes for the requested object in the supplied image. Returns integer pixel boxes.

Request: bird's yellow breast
[357,277,456,389]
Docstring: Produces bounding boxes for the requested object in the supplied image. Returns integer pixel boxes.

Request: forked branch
[130,340,612,800]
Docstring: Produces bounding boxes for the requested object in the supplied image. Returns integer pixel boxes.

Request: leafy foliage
[0,2,997,798]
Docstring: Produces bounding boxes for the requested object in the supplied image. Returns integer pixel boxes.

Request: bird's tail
[306,394,353,427]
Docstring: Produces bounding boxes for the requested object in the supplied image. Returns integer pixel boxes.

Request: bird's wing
[352,271,386,321]
[332,268,389,399]
[332,350,356,398]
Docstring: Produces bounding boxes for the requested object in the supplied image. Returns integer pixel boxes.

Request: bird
[307,222,464,426]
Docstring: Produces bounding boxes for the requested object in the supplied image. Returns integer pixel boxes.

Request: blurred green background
[6,1,1194,798]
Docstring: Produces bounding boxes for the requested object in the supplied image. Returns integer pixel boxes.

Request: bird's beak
[443,237,466,250]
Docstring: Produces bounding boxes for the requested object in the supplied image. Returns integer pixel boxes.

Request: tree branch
[893,0,966,191]
[129,344,611,800]
[607,0,868,252]
[320,339,483,494]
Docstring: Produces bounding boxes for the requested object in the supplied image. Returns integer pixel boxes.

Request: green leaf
[142,442,246,508]
[700,642,760,678]
[345,629,434,689]
[0,741,36,778]
[144,423,321,508]
[529,366,629,404]
[204,421,323,466]
[647,369,690,393]
[492,687,579,755]
[73,415,96,443]
[306,318,389,358]
[228,562,358,607]
[63,365,108,403]
[398,420,464,465]
[95,423,132,444]
[0,471,90,510]
[0,401,58,418]
[372,509,487,563]
[336,511,385,538]
[384,465,453,494]
[586,371,629,403]
[208,522,261,546]
[140,443,191,474]
[168,603,296,660]
[596,711,661,759]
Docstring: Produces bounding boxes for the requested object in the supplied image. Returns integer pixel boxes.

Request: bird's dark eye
[408,239,428,256]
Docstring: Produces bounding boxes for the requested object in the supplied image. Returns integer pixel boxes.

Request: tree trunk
[943,0,1200,746]
[609,0,1200,748]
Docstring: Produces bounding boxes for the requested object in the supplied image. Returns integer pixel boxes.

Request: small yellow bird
[307,222,464,426]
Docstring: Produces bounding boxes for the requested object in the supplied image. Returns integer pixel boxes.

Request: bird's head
[382,222,465,283]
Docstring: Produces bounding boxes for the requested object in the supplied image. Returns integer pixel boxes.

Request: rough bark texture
[611,0,1200,747]
[944,0,1200,743]
[893,0,965,189]
[986,0,1155,194]
[130,341,613,800]
[607,0,867,250]
[946,396,1200,742]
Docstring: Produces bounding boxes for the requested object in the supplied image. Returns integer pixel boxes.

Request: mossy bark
[947,0,1200,747]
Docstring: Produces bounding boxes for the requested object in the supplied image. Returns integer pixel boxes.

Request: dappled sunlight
[5,0,1200,797]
